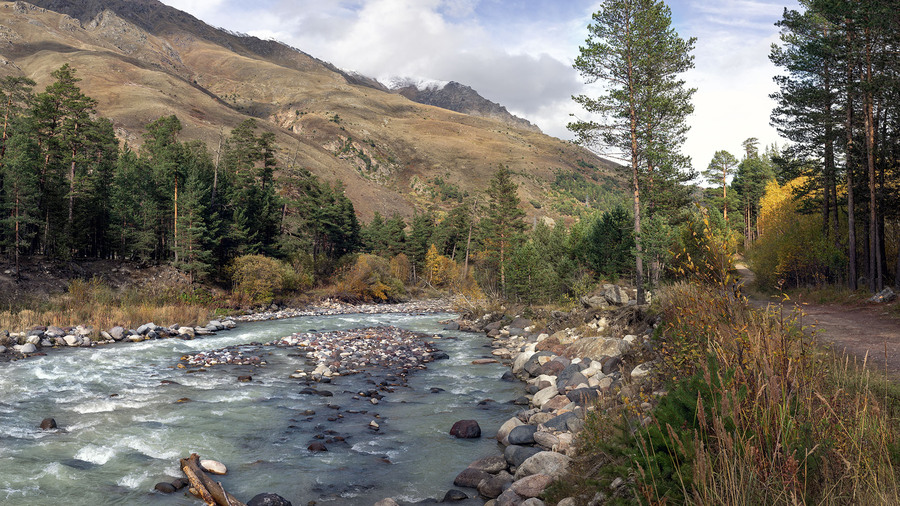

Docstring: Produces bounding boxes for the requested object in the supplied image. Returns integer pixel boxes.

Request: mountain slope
[1,0,622,222]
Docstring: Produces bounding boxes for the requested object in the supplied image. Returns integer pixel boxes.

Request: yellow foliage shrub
[231,254,297,304]
[336,254,406,302]
[390,253,412,284]
[750,178,845,289]
[424,244,458,287]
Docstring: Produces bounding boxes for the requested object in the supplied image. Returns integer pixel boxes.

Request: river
[0,311,522,505]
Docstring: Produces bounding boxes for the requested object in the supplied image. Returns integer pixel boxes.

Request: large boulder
[580,294,610,310]
[15,343,37,354]
[514,451,572,480]
[450,419,481,438]
[604,284,630,305]
[497,416,525,446]
[507,425,538,446]
[468,455,508,474]
[247,493,293,506]
[453,467,491,488]
[136,323,155,335]
[108,326,126,340]
[565,337,629,361]
[531,386,558,408]
[478,471,514,499]
[504,445,543,468]
[510,474,554,498]
[869,288,897,303]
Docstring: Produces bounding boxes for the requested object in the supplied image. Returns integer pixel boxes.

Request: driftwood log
[179,453,246,506]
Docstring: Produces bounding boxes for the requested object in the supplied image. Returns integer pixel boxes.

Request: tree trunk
[864,28,877,292]
[463,198,476,279]
[846,22,857,291]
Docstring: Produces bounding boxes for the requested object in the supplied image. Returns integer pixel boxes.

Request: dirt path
[736,263,900,379]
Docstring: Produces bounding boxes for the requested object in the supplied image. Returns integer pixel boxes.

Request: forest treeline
[764,0,900,292]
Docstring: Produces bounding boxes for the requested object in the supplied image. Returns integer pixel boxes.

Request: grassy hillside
[0,0,623,222]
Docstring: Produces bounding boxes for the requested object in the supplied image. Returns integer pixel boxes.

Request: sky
[158,0,800,176]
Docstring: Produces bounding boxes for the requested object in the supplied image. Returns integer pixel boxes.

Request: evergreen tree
[703,150,739,222]
[570,0,695,303]
[1,124,41,277]
[483,165,526,296]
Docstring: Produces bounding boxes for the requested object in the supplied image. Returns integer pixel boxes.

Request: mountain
[0,0,621,221]
[386,78,541,133]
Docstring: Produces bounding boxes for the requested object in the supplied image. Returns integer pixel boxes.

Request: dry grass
[552,281,900,506]
[644,282,900,505]
[0,278,214,334]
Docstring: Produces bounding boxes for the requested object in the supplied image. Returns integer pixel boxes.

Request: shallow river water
[0,312,522,505]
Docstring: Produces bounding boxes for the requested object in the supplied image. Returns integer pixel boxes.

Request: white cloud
[157,0,797,174]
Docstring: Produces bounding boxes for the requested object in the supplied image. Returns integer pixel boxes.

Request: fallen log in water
[179,453,246,506]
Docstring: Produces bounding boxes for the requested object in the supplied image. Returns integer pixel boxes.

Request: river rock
[533,431,560,449]
[507,425,538,445]
[631,362,654,379]
[542,395,573,412]
[543,412,579,432]
[522,499,547,506]
[39,417,57,430]
[532,386,558,408]
[15,343,36,354]
[450,419,481,438]
[25,334,41,345]
[63,335,80,347]
[45,326,65,338]
[108,326,126,340]
[200,459,227,475]
[469,455,508,474]
[567,388,600,405]
[511,474,554,498]
[566,338,629,361]
[523,352,554,377]
[478,471,514,499]
[512,350,535,375]
[496,487,525,506]
[178,327,196,338]
[0,345,6,353]
[454,467,491,488]
[528,412,555,426]
[497,416,524,445]
[442,489,469,502]
[154,482,176,493]
[504,445,542,468]
[136,323,155,335]
[514,451,572,480]
[247,493,293,506]
[307,442,327,452]
[75,325,93,336]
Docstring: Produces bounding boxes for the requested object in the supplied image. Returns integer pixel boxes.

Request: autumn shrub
[335,254,406,302]
[673,205,740,286]
[424,244,458,287]
[750,178,845,290]
[230,254,309,304]
[390,253,413,284]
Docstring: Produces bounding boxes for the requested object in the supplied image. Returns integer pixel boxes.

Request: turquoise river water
[0,312,522,505]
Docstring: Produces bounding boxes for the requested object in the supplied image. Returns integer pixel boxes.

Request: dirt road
[737,263,900,379]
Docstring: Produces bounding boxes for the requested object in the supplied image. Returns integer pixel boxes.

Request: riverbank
[0,298,453,363]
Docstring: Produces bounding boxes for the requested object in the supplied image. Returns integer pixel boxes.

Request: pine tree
[570,0,695,303]
[483,165,526,296]
[703,150,739,222]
